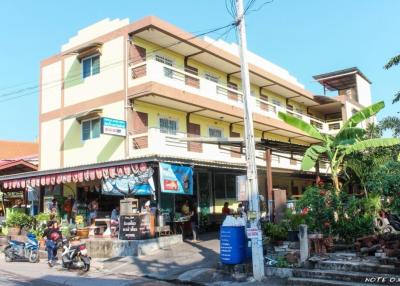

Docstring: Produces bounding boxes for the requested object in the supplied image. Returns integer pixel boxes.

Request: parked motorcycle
[61,238,90,272]
[4,233,40,263]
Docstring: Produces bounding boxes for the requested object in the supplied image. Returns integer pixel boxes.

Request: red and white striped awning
[2,162,149,190]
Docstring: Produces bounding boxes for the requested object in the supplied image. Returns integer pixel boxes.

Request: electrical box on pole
[235,0,265,280]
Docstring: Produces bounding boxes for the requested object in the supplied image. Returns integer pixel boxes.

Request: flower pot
[77,228,89,239]
[8,227,21,236]
[288,230,299,242]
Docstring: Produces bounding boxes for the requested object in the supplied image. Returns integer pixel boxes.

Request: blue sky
[0,0,399,141]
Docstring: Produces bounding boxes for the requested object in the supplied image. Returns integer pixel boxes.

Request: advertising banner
[159,163,193,195]
[102,164,155,196]
[101,117,127,137]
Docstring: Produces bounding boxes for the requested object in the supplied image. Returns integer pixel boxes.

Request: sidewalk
[96,232,221,282]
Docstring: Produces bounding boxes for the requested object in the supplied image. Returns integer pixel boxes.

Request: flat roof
[313,67,372,91]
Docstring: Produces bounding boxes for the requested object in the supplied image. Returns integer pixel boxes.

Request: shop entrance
[196,171,212,226]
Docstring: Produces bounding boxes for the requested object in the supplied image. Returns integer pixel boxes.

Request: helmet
[50,232,60,241]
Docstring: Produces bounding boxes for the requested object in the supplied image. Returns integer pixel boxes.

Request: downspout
[124,36,130,158]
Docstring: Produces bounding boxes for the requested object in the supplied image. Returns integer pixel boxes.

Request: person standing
[88,198,99,225]
[190,203,200,243]
[63,195,74,224]
[43,221,62,267]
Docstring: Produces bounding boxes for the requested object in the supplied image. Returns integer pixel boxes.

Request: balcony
[129,60,343,135]
[129,128,329,173]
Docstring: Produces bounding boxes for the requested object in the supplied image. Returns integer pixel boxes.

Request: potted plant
[6,212,33,235]
[284,209,304,242]
[263,222,288,245]
[75,215,89,238]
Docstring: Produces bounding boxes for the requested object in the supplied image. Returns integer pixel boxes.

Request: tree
[278,101,400,192]
[380,54,400,135]
[364,122,382,139]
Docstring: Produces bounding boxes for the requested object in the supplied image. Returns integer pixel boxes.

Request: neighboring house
[0,141,38,214]
[0,17,373,218]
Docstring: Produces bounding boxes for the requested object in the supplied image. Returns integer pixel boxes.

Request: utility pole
[235,0,265,280]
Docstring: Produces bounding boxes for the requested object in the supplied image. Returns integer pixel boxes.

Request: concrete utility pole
[235,0,265,280]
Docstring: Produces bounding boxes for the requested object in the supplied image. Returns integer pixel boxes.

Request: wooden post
[265,147,273,221]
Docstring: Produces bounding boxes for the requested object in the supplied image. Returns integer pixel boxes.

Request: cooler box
[220,226,246,264]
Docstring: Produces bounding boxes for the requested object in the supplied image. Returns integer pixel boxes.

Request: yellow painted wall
[64,37,125,106]
[63,100,125,167]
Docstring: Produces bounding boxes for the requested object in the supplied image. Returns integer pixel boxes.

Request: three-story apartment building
[0,17,373,219]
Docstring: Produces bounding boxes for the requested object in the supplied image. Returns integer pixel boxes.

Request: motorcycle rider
[43,221,62,267]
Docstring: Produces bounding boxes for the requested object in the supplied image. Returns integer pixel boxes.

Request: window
[159,118,177,135]
[272,99,282,107]
[82,118,101,140]
[214,174,237,199]
[155,54,173,66]
[205,73,219,83]
[82,55,100,78]
[209,127,223,138]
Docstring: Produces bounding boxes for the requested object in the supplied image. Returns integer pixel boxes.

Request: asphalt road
[0,268,61,286]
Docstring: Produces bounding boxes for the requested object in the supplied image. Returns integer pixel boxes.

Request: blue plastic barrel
[220,226,246,264]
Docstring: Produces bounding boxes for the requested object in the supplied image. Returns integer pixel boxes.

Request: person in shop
[222,202,232,215]
[190,202,200,243]
[110,205,120,237]
[141,200,151,213]
[63,195,74,224]
[43,220,62,267]
[88,198,99,225]
[236,203,247,220]
[12,199,23,208]
[48,198,58,215]
[181,200,190,217]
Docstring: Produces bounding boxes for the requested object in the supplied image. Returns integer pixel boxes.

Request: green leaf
[334,127,365,145]
[341,101,385,130]
[384,54,400,69]
[344,138,400,155]
[278,112,324,141]
[301,145,327,171]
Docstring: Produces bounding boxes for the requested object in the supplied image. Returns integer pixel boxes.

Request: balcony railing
[129,60,342,134]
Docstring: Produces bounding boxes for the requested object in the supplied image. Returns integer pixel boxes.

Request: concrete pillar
[299,224,309,263]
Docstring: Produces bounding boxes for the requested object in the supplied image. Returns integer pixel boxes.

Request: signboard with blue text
[159,163,193,195]
[101,117,127,137]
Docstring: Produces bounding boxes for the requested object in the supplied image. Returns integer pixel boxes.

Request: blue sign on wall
[101,117,127,137]
[159,163,193,195]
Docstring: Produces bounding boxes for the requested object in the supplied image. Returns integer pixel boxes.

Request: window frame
[81,117,101,141]
[208,127,223,138]
[214,173,238,199]
[155,54,174,67]
[82,54,100,79]
[204,72,219,83]
[159,117,178,135]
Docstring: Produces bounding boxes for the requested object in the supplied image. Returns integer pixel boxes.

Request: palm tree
[380,54,400,135]
[365,122,382,139]
[278,101,400,192]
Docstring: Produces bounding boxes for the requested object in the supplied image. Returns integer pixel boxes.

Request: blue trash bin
[220,226,246,264]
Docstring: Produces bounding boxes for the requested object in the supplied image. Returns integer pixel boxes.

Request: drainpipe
[124,36,130,158]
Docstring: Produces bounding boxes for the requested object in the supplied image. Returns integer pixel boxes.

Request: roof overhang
[128,17,318,106]
[313,67,371,91]
[62,108,103,122]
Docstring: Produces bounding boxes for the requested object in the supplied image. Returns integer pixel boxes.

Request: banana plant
[278,101,400,192]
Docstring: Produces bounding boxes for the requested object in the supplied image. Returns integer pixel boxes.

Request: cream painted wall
[64,37,125,106]
[40,119,61,170]
[41,61,62,113]
[63,100,125,167]
[356,74,372,107]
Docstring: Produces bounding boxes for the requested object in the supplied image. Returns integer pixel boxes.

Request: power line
[0,20,238,104]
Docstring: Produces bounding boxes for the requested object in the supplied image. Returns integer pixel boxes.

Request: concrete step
[293,268,400,284]
[288,277,376,286]
[317,260,399,275]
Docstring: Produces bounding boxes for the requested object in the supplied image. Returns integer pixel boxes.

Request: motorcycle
[374,211,400,233]
[61,238,90,272]
[4,233,40,263]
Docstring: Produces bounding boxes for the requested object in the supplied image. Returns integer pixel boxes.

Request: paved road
[0,268,60,286]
